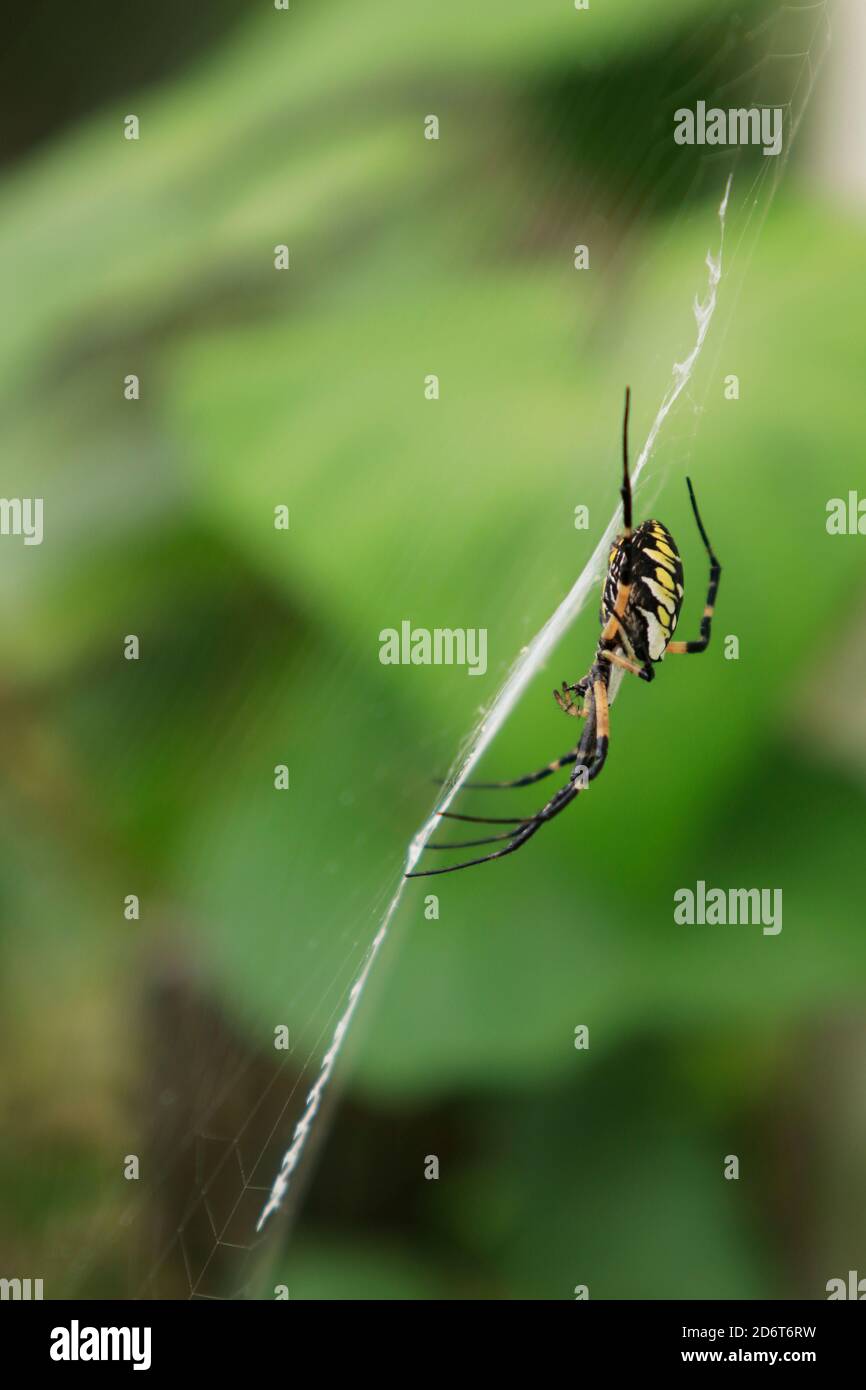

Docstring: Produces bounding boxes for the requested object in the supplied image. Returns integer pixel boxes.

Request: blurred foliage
[1,0,863,1301]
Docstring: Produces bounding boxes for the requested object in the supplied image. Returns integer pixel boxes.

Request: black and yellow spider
[406,387,721,878]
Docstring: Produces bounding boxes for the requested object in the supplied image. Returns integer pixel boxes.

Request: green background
[1,0,864,1300]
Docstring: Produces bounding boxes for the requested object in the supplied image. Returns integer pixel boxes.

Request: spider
[406,387,721,878]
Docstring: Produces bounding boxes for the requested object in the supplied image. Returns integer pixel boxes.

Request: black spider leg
[424,828,525,850]
[406,691,602,877]
[432,740,582,797]
[601,385,634,636]
[406,779,577,876]
[666,477,721,655]
[431,678,605,833]
[460,748,581,791]
[619,385,633,576]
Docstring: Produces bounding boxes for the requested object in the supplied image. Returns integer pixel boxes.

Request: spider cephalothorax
[406,387,721,878]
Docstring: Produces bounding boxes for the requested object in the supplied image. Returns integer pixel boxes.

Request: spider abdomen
[602,519,684,663]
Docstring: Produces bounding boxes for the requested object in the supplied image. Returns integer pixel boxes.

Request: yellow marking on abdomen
[644,547,677,572]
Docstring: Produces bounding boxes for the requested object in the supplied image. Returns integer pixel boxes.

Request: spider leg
[406,696,603,877]
[601,649,654,683]
[405,787,576,877]
[426,827,526,850]
[460,748,581,790]
[434,727,598,823]
[666,476,721,655]
[611,615,637,662]
[599,387,635,648]
[587,670,610,783]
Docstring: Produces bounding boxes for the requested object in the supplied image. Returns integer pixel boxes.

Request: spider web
[31,0,833,1301]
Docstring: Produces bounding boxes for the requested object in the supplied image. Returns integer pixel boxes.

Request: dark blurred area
[0,2,244,167]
